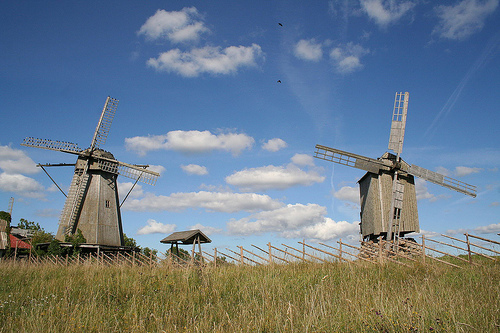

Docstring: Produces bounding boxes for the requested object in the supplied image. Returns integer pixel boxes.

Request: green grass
[0,261,498,332]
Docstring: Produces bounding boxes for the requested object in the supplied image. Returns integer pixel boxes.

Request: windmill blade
[90,97,119,150]
[97,158,160,186]
[388,92,409,155]
[407,164,477,197]
[21,137,82,154]
[314,144,389,174]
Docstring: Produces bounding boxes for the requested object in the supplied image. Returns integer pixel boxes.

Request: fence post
[466,233,472,264]
[421,235,426,264]
[214,248,217,268]
[339,238,343,261]
[268,242,273,264]
[302,239,305,261]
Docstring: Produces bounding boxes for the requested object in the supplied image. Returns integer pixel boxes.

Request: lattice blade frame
[408,164,477,197]
[388,92,409,155]
[314,144,388,174]
[21,137,82,153]
[90,97,119,150]
[97,158,159,185]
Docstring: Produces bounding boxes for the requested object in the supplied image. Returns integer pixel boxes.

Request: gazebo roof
[160,229,211,245]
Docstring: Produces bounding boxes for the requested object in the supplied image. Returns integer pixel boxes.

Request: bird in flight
[278,23,283,27]
[277,80,282,83]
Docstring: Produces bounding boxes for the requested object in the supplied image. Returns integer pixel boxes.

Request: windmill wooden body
[314,92,476,243]
[21,97,159,247]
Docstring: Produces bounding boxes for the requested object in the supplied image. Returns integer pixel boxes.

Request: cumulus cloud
[415,178,438,202]
[227,203,359,241]
[123,191,283,213]
[447,223,500,235]
[137,219,176,235]
[147,44,263,77]
[225,164,325,192]
[454,166,482,177]
[125,130,255,156]
[294,39,323,61]
[0,145,39,175]
[281,218,360,241]
[189,223,223,235]
[0,145,45,198]
[360,0,415,28]
[138,7,209,43]
[329,42,369,74]
[181,164,208,175]
[290,154,315,167]
[0,173,45,198]
[433,0,499,40]
[118,182,144,200]
[334,186,360,205]
[473,223,500,234]
[262,138,287,152]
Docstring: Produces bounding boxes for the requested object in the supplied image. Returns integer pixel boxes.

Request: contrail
[425,32,500,139]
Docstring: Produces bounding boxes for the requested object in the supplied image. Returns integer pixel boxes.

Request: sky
[1,0,499,256]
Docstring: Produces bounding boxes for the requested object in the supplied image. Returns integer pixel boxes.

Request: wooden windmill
[314,92,476,244]
[21,97,160,247]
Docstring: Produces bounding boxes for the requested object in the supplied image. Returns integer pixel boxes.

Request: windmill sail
[98,158,160,186]
[407,164,477,197]
[90,97,119,150]
[21,137,82,154]
[314,145,389,174]
[388,92,409,155]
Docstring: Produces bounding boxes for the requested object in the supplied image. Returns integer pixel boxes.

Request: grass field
[0,260,498,332]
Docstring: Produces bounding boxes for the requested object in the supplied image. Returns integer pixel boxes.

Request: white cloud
[473,223,500,234]
[227,203,359,241]
[123,191,283,213]
[433,0,499,40]
[138,7,209,43]
[329,42,369,74]
[415,178,437,202]
[227,203,327,235]
[125,130,255,156]
[147,44,263,77]
[181,164,208,175]
[0,172,45,198]
[333,186,360,205]
[225,164,325,192]
[188,223,223,235]
[446,223,500,235]
[294,39,323,61]
[137,219,176,235]
[455,166,482,177]
[262,138,287,152]
[0,145,39,175]
[281,218,360,241]
[118,182,144,200]
[360,0,415,28]
[147,165,166,175]
[291,154,315,167]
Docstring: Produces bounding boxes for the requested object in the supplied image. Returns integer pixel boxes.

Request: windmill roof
[160,229,211,244]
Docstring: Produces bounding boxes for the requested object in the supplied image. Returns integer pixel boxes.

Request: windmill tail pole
[38,164,67,197]
[120,170,144,208]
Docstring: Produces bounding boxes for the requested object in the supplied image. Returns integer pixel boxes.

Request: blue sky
[1,0,499,254]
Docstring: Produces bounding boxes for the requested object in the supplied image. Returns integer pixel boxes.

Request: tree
[17,218,42,231]
[0,211,11,223]
[123,233,138,248]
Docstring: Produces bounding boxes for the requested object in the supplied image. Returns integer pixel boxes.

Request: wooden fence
[1,233,498,268]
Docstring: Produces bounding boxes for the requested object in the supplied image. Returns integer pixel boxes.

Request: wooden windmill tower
[21,97,160,247]
[314,92,476,244]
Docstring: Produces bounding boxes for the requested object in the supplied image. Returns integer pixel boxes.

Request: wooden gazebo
[160,229,211,259]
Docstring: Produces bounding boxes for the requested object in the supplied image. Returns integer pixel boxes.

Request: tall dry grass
[0,260,498,332]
